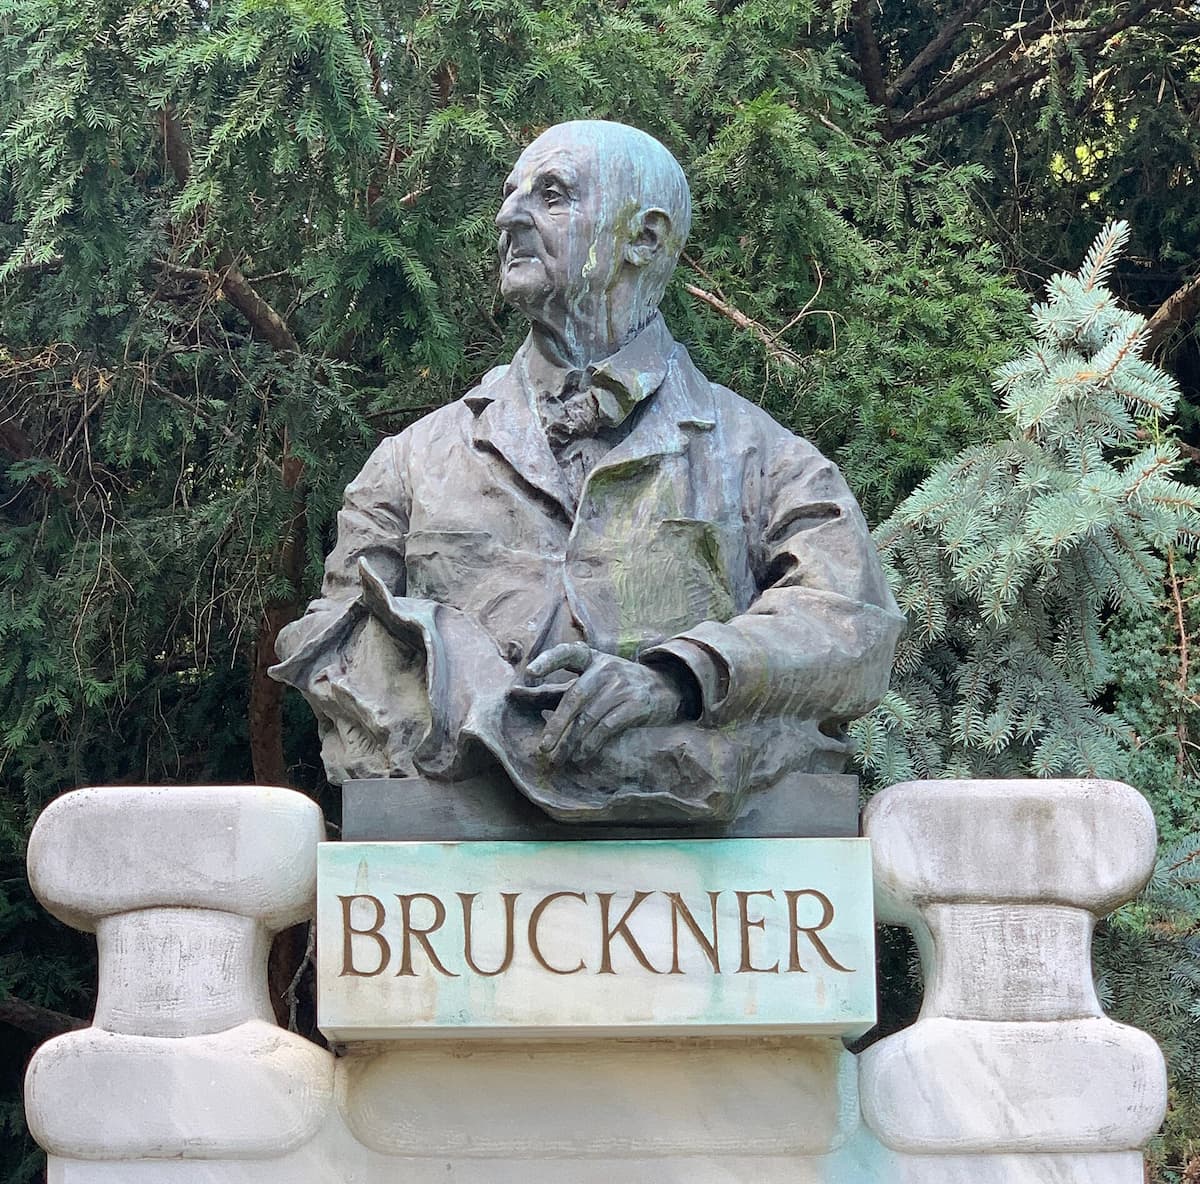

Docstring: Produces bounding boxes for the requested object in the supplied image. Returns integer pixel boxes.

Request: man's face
[495,131,624,336]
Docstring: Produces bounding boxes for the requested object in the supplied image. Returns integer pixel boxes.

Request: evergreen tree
[859,222,1200,1181]
[859,220,1200,781]
[841,0,1200,437]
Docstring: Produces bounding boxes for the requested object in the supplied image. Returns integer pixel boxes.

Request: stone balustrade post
[859,778,1168,1183]
[24,785,334,1164]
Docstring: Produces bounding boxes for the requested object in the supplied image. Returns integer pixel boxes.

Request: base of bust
[340,769,859,840]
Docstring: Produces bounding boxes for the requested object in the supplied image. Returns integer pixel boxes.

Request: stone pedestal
[24,778,1167,1183]
[24,785,334,1162]
[859,778,1167,1181]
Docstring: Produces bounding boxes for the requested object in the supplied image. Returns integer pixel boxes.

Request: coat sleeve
[271,433,411,680]
[644,424,904,727]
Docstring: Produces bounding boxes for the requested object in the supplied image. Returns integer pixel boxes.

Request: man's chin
[499,274,555,315]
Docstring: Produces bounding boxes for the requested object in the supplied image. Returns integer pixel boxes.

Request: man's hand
[523,643,692,765]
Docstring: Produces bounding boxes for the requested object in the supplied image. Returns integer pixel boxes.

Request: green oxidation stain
[581,239,600,282]
[327,839,876,1031]
[693,521,724,578]
[353,856,371,893]
[584,481,742,656]
[612,517,736,655]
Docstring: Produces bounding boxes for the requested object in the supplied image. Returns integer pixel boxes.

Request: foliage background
[1,0,1199,1178]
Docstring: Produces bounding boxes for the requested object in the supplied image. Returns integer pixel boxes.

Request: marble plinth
[24,778,1167,1184]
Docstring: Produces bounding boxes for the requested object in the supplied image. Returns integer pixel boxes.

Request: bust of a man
[271,120,904,824]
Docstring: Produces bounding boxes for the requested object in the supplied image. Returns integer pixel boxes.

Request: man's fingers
[575,701,645,762]
[539,668,614,763]
[526,642,594,681]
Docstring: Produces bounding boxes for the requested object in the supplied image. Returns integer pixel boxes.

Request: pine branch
[0,995,87,1040]
[895,0,1173,133]
[1080,219,1132,292]
[887,0,992,102]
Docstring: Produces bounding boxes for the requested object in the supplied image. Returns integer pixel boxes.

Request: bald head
[496,120,691,361]
[528,120,692,272]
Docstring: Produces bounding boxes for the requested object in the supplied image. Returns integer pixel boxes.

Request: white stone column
[24,785,334,1163]
[859,779,1167,1182]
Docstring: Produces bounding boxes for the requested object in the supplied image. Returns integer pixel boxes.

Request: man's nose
[496,190,531,230]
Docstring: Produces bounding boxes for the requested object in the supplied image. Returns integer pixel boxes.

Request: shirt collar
[466,314,676,427]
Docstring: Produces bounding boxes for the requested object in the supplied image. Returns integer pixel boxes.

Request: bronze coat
[272,320,904,822]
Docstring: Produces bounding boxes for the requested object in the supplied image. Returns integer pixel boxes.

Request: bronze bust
[270,120,903,825]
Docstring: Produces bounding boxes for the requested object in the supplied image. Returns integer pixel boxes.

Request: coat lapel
[467,362,576,519]
[465,321,717,518]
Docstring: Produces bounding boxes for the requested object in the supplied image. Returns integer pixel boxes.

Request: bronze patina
[270,120,904,825]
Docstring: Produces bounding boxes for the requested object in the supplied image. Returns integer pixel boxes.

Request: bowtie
[541,370,630,451]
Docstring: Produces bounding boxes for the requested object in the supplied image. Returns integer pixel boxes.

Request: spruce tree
[858,223,1200,1179]
[858,220,1200,782]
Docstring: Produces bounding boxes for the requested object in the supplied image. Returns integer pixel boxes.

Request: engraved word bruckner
[317,838,877,1039]
[270,119,903,825]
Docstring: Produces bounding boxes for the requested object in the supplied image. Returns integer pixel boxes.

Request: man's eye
[541,183,566,206]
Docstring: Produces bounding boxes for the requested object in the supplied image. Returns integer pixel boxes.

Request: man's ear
[624,208,671,268]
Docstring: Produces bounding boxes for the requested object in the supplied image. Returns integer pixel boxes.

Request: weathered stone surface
[318,837,876,1039]
[26,1022,334,1160]
[23,776,1168,1183]
[341,771,860,840]
[42,1139,1151,1183]
[860,777,1167,1163]
[865,778,1157,921]
[94,908,272,1036]
[28,785,323,931]
[340,1037,859,1158]
[841,1146,1150,1184]
[859,1017,1167,1153]
[921,903,1100,1021]
[25,784,335,1164]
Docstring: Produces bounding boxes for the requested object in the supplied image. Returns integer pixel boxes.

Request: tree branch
[895,0,1172,132]
[0,410,77,499]
[6,255,65,278]
[159,107,298,354]
[916,5,1061,110]
[1167,548,1191,776]
[887,0,992,102]
[213,258,299,354]
[850,0,891,113]
[0,413,35,462]
[161,106,192,189]
[1146,268,1200,351]
[0,995,87,1040]
[683,282,803,369]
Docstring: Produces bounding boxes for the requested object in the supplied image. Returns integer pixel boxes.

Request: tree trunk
[0,996,87,1040]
